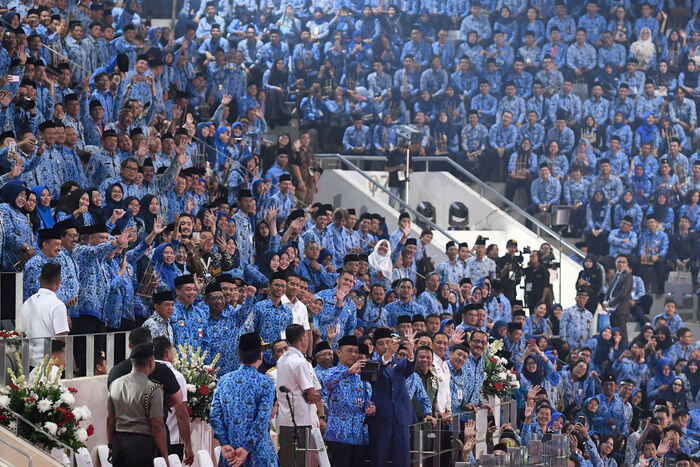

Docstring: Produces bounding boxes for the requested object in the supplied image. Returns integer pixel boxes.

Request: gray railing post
[106,332,115,371]
[86,335,94,377]
[65,335,74,379]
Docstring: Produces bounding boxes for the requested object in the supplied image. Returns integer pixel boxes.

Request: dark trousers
[631,294,654,327]
[585,230,610,256]
[265,89,291,128]
[610,310,630,346]
[504,176,531,204]
[569,205,586,230]
[368,419,410,467]
[327,441,367,467]
[278,425,311,467]
[71,315,106,376]
[642,260,669,294]
[112,432,156,467]
[484,149,512,182]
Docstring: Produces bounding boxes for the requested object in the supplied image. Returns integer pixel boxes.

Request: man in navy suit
[367,326,417,466]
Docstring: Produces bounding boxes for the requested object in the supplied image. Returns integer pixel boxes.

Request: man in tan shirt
[107,343,169,467]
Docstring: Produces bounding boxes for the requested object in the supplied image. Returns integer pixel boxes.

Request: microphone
[279,385,291,393]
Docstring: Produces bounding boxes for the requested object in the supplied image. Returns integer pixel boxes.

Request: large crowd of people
[2,0,700,465]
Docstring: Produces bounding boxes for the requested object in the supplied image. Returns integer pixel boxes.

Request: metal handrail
[0,331,132,383]
[315,153,459,244]
[2,406,76,466]
[317,153,584,259]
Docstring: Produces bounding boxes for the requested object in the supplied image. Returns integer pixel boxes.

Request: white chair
[196,449,215,467]
[97,445,111,467]
[168,454,183,467]
[214,445,221,461]
[153,457,167,467]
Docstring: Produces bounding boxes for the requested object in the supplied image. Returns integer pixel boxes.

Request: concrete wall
[317,170,582,307]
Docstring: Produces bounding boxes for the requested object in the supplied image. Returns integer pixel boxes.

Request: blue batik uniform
[558,370,595,409]
[639,229,669,258]
[143,312,174,343]
[359,300,390,329]
[504,334,528,370]
[313,288,357,348]
[171,299,209,349]
[253,298,293,365]
[296,259,335,293]
[531,176,562,205]
[608,229,638,257]
[462,355,485,407]
[233,209,255,266]
[612,358,650,387]
[327,222,350,269]
[205,307,239,375]
[417,290,441,317]
[342,125,371,152]
[583,98,611,127]
[435,260,462,285]
[103,258,136,329]
[384,299,426,328]
[597,43,627,71]
[652,312,685,335]
[85,149,122,188]
[449,361,469,417]
[464,256,496,283]
[324,363,373,445]
[210,365,278,466]
[73,240,119,320]
[594,393,628,436]
[560,306,593,349]
[406,372,432,417]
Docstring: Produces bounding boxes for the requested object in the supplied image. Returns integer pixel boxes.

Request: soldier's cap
[338,335,359,348]
[405,238,417,246]
[601,373,616,384]
[53,219,75,233]
[130,343,154,360]
[507,322,522,332]
[461,303,483,313]
[204,281,222,295]
[287,209,306,224]
[373,327,394,342]
[396,315,412,325]
[506,239,517,247]
[314,341,331,354]
[174,274,195,288]
[412,314,425,323]
[217,273,235,285]
[38,228,61,243]
[83,223,108,235]
[239,332,269,352]
[152,290,174,304]
[237,188,253,199]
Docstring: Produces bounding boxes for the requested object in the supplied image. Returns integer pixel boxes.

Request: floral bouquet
[173,344,220,422]
[0,354,94,452]
[481,339,520,399]
[0,330,23,349]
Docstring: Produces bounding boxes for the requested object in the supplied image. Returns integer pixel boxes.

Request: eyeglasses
[209,296,225,302]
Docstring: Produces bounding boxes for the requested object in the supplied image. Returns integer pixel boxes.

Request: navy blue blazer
[368,355,417,427]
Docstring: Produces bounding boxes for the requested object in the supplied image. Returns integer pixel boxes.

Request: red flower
[187,406,193,416]
[489,357,498,363]
[56,407,75,421]
[199,385,210,395]
[26,397,36,403]
[67,387,78,394]
[86,425,94,436]
[494,382,504,390]
[8,384,18,391]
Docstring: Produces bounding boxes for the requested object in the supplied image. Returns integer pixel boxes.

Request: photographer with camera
[496,239,525,304]
[523,250,551,310]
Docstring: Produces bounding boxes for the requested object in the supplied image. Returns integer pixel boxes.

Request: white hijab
[368,239,393,279]
[631,28,655,65]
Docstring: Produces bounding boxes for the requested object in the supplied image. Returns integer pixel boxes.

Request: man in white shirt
[276,324,321,467]
[281,272,311,355]
[153,336,190,461]
[431,331,452,418]
[21,262,70,368]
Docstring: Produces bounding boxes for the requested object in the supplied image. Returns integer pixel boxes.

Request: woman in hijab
[263,58,292,128]
[214,125,234,170]
[87,188,106,224]
[414,89,436,122]
[368,239,392,291]
[379,86,407,125]
[648,358,676,405]
[630,27,656,71]
[195,121,217,167]
[611,327,627,362]
[647,189,674,231]
[32,186,54,230]
[431,110,459,159]
[630,164,652,210]
[490,320,508,340]
[55,189,95,230]
[579,116,603,155]
[652,60,678,96]
[654,325,673,356]
[151,243,181,291]
[662,29,687,73]
[576,254,603,311]
[679,59,700,98]
[520,353,555,400]
[661,377,689,411]
[584,189,610,256]
[614,189,643,231]
[591,327,614,371]
[255,250,280,278]
[631,324,654,350]
[548,303,562,337]
[102,182,125,221]
[682,359,700,401]
[0,181,35,270]
[560,360,594,409]
[634,113,660,150]
[137,195,158,234]
[576,397,599,428]
[437,283,458,315]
